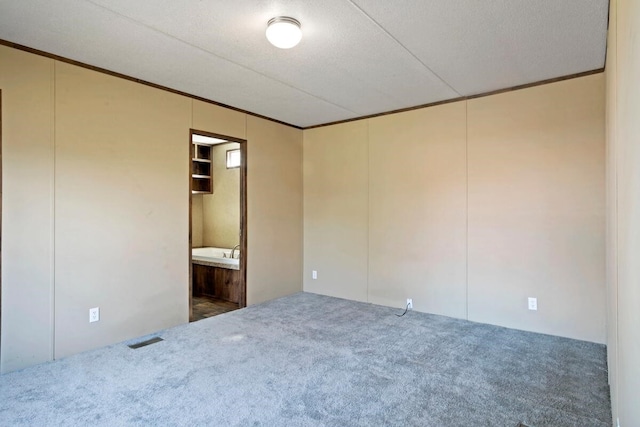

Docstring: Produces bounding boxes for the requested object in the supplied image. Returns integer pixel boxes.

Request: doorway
[189,129,247,322]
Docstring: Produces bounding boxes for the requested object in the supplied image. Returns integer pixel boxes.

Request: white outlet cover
[312,270,317,280]
[528,297,537,311]
[89,307,100,323]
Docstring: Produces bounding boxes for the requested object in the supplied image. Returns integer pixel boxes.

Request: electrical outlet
[89,307,100,323]
[406,298,413,310]
[312,270,317,280]
[528,297,537,311]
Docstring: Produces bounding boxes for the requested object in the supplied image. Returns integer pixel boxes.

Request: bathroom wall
[605,0,640,425]
[304,73,606,344]
[201,142,241,249]
[192,195,204,248]
[191,142,241,250]
[0,44,303,372]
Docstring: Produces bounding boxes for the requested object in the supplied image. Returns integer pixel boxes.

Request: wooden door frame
[188,129,247,321]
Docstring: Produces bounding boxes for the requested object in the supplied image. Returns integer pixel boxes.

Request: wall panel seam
[465,100,469,321]
[366,120,370,303]
[50,60,56,361]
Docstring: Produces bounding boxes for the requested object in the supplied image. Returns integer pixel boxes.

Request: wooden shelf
[191,141,213,194]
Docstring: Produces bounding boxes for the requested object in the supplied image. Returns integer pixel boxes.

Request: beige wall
[0,45,303,372]
[193,100,245,140]
[304,74,606,344]
[368,104,468,317]
[201,142,240,249]
[303,121,369,302]
[246,116,303,305]
[54,62,192,358]
[0,46,54,372]
[467,76,605,342]
[606,0,640,425]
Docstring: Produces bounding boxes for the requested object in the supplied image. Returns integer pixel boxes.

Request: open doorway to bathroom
[189,129,247,322]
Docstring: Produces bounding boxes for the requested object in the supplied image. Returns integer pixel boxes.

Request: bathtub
[192,247,240,270]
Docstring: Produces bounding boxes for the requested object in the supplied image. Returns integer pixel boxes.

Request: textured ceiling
[0,0,608,128]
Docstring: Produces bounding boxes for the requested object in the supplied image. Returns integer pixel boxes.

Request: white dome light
[266,17,302,49]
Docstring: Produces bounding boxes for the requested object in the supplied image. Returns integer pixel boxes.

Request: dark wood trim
[604,0,611,69]
[305,97,465,130]
[0,38,302,131]
[188,130,194,322]
[189,129,247,317]
[303,68,605,130]
[239,139,247,308]
[464,68,605,100]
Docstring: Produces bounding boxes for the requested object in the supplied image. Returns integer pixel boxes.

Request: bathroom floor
[191,295,239,321]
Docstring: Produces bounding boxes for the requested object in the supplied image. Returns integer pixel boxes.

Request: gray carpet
[0,292,611,426]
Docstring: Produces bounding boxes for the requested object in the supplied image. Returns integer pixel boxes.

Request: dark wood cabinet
[192,264,239,303]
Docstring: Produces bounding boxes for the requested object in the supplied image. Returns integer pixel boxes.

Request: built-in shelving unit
[192,143,212,194]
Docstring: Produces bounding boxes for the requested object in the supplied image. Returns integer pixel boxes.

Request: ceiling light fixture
[266,16,302,49]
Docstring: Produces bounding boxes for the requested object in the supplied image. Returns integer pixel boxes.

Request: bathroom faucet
[231,244,241,259]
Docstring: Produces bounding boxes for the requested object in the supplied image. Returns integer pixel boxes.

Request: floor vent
[128,337,164,349]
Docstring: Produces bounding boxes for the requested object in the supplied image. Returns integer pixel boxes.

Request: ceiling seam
[83,0,359,116]
[345,0,462,97]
